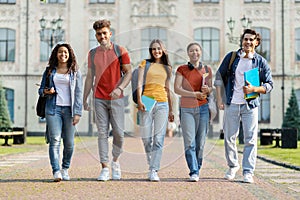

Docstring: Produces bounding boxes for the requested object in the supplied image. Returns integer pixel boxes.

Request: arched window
[253,27,270,61]
[0,28,15,62]
[194,28,220,62]
[141,27,167,59]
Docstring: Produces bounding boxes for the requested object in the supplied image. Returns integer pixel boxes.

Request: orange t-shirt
[176,65,212,108]
[88,44,130,100]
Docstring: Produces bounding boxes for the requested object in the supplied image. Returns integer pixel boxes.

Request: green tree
[0,83,12,130]
[282,88,300,140]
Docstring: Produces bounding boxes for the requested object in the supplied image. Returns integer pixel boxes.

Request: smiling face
[187,44,202,63]
[57,46,69,64]
[150,42,163,61]
[242,33,258,54]
[95,27,112,47]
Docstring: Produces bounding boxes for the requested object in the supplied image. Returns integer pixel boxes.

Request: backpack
[131,60,151,104]
[90,43,123,78]
[204,65,217,123]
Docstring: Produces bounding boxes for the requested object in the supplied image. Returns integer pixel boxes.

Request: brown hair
[186,42,202,52]
[93,19,111,31]
[148,39,172,79]
[240,29,261,48]
[48,43,78,73]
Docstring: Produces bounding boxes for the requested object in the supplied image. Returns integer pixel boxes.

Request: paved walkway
[0,136,299,200]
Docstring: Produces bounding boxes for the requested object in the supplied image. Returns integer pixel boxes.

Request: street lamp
[226,15,252,45]
[39,16,64,50]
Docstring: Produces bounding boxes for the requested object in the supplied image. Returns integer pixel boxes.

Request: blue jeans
[94,98,124,163]
[46,106,75,174]
[180,104,209,176]
[223,103,258,175]
[139,102,168,171]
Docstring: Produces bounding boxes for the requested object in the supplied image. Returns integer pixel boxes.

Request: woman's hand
[195,91,207,100]
[44,87,55,95]
[168,112,174,122]
[72,115,81,125]
[137,100,146,112]
[201,85,210,95]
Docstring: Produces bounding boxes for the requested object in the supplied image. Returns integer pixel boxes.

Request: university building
[0,0,300,136]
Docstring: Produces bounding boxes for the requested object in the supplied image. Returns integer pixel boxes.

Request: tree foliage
[282,88,300,140]
[0,83,12,130]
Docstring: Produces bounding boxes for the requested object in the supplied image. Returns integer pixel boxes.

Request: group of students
[38,19,273,183]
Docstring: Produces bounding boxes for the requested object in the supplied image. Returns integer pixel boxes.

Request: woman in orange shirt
[174,42,212,182]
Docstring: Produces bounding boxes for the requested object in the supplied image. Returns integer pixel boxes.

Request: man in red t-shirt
[83,19,131,181]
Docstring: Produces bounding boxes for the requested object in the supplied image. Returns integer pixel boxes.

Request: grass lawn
[212,139,300,167]
[0,136,85,156]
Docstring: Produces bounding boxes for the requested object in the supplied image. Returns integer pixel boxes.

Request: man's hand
[109,87,122,99]
[243,81,255,94]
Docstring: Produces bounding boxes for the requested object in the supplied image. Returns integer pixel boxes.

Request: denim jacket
[214,50,273,109]
[38,67,83,117]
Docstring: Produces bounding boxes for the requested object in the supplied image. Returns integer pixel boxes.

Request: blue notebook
[142,95,157,112]
[244,68,260,99]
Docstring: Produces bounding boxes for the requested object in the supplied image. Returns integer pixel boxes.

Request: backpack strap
[142,60,151,87]
[113,43,123,77]
[228,51,237,71]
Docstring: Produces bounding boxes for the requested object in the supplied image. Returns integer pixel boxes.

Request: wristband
[118,86,123,92]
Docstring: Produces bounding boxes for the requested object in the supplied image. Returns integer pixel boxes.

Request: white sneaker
[224,166,240,180]
[243,173,254,183]
[53,171,62,182]
[189,174,199,182]
[97,168,110,181]
[149,170,160,182]
[61,168,70,181]
[111,161,121,180]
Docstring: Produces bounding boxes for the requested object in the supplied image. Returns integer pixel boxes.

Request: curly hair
[48,43,78,73]
[148,39,172,79]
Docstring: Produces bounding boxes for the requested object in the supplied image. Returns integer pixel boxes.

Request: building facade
[0,0,300,136]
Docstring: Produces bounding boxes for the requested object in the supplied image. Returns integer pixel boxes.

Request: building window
[40,28,64,61]
[141,27,167,59]
[258,93,270,123]
[253,27,270,61]
[296,0,300,3]
[194,27,220,62]
[47,0,65,3]
[4,88,14,123]
[244,0,270,3]
[0,28,15,62]
[89,0,115,3]
[296,28,300,61]
[194,0,219,3]
[0,0,16,3]
[88,29,115,50]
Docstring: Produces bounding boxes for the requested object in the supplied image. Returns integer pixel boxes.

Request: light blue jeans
[139,102,168,171]
[223,103,258,175]
[46,106,75,174]
[94,98,124,163]
[180,104,209,176]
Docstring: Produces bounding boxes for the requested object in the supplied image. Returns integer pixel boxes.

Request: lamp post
[39,16,64,50]
[226,15,252,45]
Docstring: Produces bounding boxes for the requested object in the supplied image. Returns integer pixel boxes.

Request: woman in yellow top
[137,39,174,181]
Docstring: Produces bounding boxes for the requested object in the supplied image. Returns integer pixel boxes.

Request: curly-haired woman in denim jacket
[38,43,83,182]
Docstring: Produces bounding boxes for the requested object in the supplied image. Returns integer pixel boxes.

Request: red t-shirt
[88,44,130,100]
[176,65,212,108]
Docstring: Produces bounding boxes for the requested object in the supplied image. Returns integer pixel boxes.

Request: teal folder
[142,95,157,112]
[244,68,260,99]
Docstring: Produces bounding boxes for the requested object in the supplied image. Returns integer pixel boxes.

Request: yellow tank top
[139,60,168,102]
